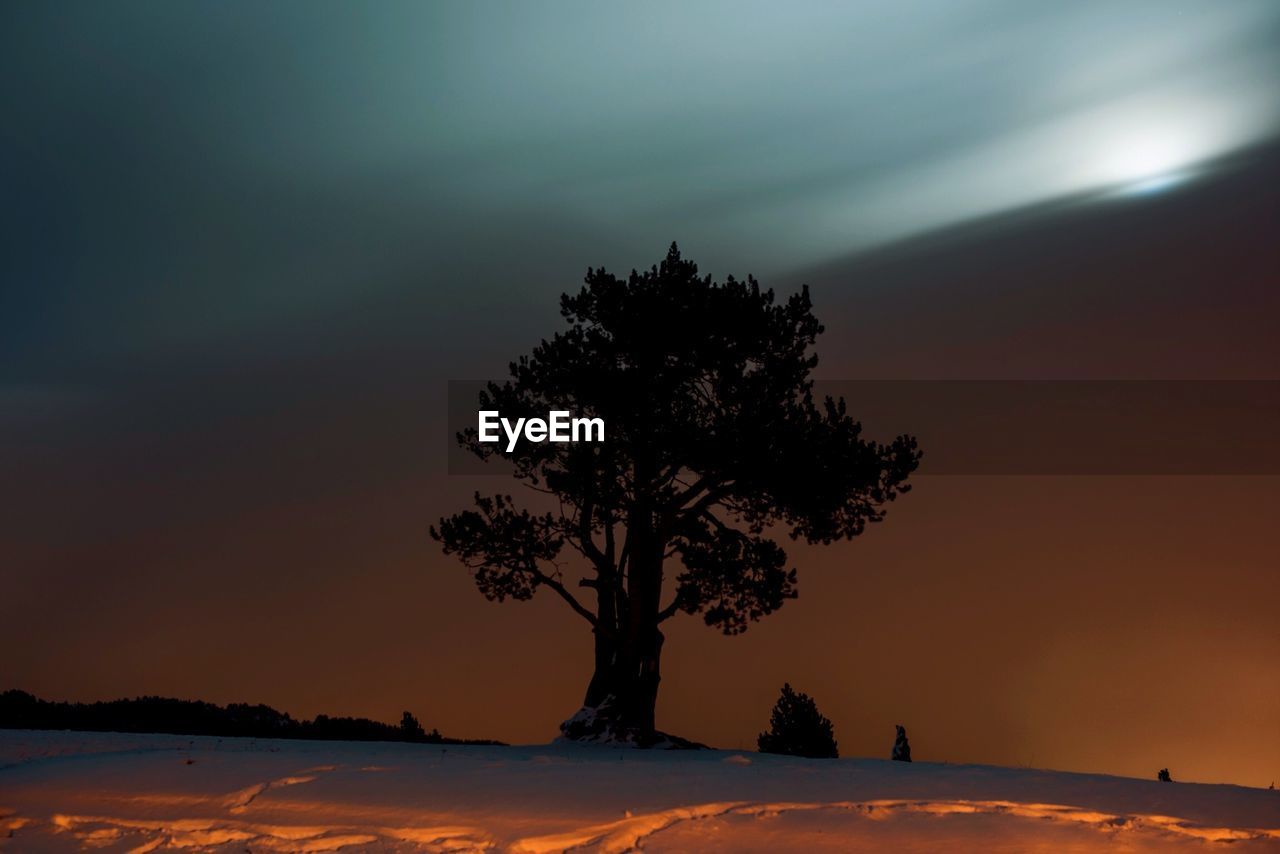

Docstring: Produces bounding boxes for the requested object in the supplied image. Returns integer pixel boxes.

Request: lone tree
[892,724,912,762]
[432,244,919,745]
[758,683,839,758]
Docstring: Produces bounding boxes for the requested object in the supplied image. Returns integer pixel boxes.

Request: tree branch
[534,569,601,630]
[667,473,718,510]
[576,497,609,570]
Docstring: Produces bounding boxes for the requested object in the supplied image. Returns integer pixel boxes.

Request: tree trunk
[562,506,669,745]
[569,621,664,745]
[560,444,702,747]
[573,555,670,742]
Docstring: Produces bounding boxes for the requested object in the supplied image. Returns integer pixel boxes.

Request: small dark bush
[757,683,838,758]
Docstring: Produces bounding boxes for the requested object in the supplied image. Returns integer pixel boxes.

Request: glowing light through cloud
[1082,96,1256,198]
[813,81,1276,254]
[1113,171,1194,198]
[1098,131,1201,185]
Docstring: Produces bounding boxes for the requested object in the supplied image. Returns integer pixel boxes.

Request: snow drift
[2,730,1277,851]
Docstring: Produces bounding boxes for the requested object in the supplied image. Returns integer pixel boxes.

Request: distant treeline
[0,690,502,746]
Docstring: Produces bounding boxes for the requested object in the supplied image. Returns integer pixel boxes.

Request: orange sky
[6,471,1277,786]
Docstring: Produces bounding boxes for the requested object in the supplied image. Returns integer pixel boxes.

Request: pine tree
[892,724,912,761]
[400,711,426,741]
[757,683,838,758]
[433,244,920,745]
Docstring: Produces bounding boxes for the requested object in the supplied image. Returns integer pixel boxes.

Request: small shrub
[892,724,912,762]
[757,683,838,758]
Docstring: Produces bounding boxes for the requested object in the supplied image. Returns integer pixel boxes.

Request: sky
[2,2,1278,785]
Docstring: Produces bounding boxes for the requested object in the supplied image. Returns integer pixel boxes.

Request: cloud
[2,1,1278,366]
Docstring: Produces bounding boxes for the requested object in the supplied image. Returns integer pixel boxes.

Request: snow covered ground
[2,730,1278,852]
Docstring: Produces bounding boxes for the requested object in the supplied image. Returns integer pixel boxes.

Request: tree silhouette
[0,689,501,745]
[892,724,912,761]
[432,244,919,744]
[757,683,839,758]
[400,711,426,740]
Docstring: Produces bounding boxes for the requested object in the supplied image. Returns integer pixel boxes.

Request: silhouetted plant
[757,683,838,758]
[400,711,426,740]
[0,689,500,745]
[432,244,919,745]
[892,724,912,762]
